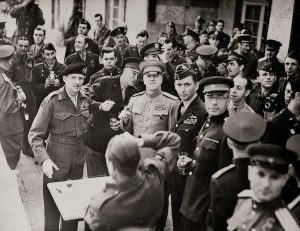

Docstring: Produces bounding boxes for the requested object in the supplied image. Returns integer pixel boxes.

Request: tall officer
[85,57,142,177]
[227,144,300,231]
[206,112,266,231]
[168,63,207,231]
[29,63,89,231]
[180,76,234,231]
[0,43,25,169]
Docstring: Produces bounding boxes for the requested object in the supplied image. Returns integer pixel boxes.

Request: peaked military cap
[208,20,217,26]
[247,143,297,174]
[208,30,221,40]
[199,76,234,93]
[166,22,176,28]
[110,26,126,37]
[287,47,300,62]
[0,44,15,58]
[106,132,140,169]
[226,51,248,65]
[199,29,208,35]
[182,27,200,42]
[174,63,195,80]
[140,60,166,74]
[195,16,206,24]
[259,62,277,74]
[122,57,143,72]
[265,39,282,50]
[60,63,86,76]
[79,18,91,30]
[223,112,266,144]
[140,42,163,58]
[237,34,252,43]
[196,45,218,56]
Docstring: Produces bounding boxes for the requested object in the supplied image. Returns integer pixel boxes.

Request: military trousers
[85,146,108,177]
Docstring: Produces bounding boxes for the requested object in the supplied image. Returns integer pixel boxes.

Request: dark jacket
[89,67,122,85]
[93,25,111,51]
[86,76,139,153]
[9,2,45,45]
[123,45,142,59]
[180,111,233,223]
[206,158,250,230]
[28,44,45,65]
[31,61,66,110]
[84,131,180,231]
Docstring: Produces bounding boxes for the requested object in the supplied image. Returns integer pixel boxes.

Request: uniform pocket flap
[153,110,168,116]
[200,138,218,150]
[54,112,72,120]
[132,107,142,114]
[81,110,90,118]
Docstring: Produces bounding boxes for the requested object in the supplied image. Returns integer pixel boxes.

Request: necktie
[178,102,184,119]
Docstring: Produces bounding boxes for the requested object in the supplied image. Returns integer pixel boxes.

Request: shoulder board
[275,207,300,231]
[1,72,11,83]
[288,194,300,210]
[212,164,235,179]
[40,90,59,107]
[238,189,253,198]
[132,91,145,97]
[162,91,178,101]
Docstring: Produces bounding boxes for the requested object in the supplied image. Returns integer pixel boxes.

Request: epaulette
[162,91,178,101]
[288,194,300,210]
[275,207,300,231]
[131,91,145,97]
[40,90,59,107]
[237,189,253,198]
[258,57,267,62]
[212,164,235,179]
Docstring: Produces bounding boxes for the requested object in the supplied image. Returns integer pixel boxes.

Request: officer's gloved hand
[17,90,26,103]
[42,159,59,179]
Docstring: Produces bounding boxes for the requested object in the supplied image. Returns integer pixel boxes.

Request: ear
[239,64,245,71]
[227,138,233,150]
[245,89,251,97]
[85,42,89,49]
[248,165,253,181]
[195,81,200,91]
[62,75,67,83]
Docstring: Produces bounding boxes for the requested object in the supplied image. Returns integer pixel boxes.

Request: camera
[264,93,279,112]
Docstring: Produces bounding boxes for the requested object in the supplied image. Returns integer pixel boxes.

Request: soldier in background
[206,112,266,231]
[194,16,206,33]
[64,18,99,59]
[28,26,46,65]
[227,144,300,231]
[93,13,111,51]
[11,36,35,157]
[89,47,121,85]
[0,43,25,169]
[183,27,200,64]
[124,30,149,59]
[226,51,247,79]
[31,43,65,112]
[9,0,45,45]
[168,63,207,231]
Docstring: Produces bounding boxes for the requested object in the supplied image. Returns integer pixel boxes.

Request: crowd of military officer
[0,4,300,230]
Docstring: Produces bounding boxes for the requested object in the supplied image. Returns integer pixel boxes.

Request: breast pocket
[53,112,73,133]
[197,138,219,160]
[153,110,168,118]
[80,110,89,132]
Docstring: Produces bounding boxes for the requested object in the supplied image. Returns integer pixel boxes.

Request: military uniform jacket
[170,54,186,68]
[123,45,142,59]
[28,44,45,65]
[93,25,111,50]
[206,158,250,230]
[0,68,24,135]
[9,3,45,44]
[86,76,139,153]
[84,131,180,231]
[11,52,34,84]
[258,57,285,78]
[89,67,122,85]
[31,61,66,108]
[65,51,100,84]
[241,52,258,80]
[169,96,207,156]
[121,91,177,137]
[28,86,89,165]
[227,190,300,231]
[218,32,230,49]
[180,111,233,223]
[114,44,131,68]
[263,108,300,147]
[64,36,100,60]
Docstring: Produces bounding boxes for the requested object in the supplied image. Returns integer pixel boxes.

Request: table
[47,176,109,221]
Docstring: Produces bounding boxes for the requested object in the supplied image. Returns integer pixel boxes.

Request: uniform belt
[48,134,82,144]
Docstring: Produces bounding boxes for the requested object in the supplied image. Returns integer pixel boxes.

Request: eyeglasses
[204,94,229,101]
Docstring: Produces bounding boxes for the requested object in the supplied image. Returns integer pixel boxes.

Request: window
[241,0,270,50]
[107,0,126,29]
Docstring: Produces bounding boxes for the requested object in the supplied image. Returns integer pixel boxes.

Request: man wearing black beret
[29,63,89,231]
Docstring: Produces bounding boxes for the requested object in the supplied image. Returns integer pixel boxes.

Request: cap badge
[155,43,160,49]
